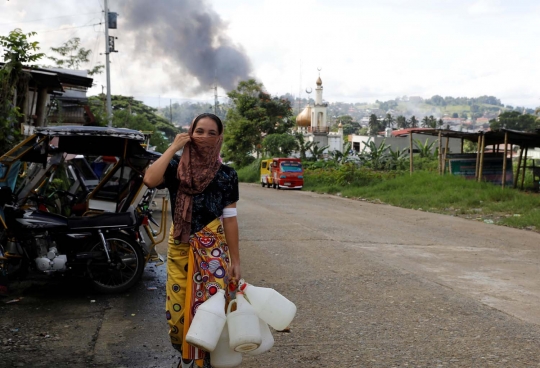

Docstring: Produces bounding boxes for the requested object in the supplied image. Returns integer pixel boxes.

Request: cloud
[468,0,503,15]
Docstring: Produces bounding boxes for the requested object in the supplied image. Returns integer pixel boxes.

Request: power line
[0,12,101,26]
[38,22,103,34]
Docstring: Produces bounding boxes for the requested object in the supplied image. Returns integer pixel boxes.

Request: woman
[144,113,240,368]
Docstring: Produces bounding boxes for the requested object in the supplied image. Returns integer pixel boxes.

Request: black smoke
[119,0,252,93]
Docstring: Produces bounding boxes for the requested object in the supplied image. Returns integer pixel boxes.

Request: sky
[1,0,540,108]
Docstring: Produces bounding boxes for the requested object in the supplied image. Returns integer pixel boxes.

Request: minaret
[315,75,323,105]
[311,71,328,130]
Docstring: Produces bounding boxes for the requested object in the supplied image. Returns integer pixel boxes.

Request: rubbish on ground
[131,314,136,316]
[513,214,521,217]
[484,219,494,224]
[10,328,18,333]
[5,298,22,304]
[90,300,96,303]
[147,287,157,290]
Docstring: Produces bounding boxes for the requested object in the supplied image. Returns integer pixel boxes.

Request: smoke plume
[119,0,252,93]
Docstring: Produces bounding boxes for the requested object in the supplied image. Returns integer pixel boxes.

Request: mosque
[295,73,344,154]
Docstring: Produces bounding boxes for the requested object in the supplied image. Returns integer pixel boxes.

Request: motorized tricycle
[0,126,168,294]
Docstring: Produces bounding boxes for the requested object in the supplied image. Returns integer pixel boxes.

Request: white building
[295,74,344,153]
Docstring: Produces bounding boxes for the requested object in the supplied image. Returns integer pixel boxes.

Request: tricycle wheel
[86,232,145,294]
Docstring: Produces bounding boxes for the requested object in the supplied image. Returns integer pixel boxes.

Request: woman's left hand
[229,260,241,282]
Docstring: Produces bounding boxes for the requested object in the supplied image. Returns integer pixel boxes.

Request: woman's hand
[229,260,241,282]
[170,133,190,152]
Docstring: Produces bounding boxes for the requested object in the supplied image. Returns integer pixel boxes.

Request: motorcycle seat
[68,207,136,230]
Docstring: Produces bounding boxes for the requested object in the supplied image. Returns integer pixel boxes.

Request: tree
[223,79,294,166]
[262,133,297,157]
[409,116,418,128]
[368,114,381,135]
[336,115,353,125]
[384,113,395,129]
[489,111,539,132]
[0,29,45,154]
[308,143,329,161]
[396,115,408,129]
[452,113,458,118]
[47,37,103,76]
[89,95,178,139]
[414,138,436,158]
[294,132,313,160]
[341,123,357,136]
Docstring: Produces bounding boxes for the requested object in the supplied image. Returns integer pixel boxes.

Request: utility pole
[169,99,173,124]
[213,85,218,115]
[213,70,218,114]
[104,0,112,127]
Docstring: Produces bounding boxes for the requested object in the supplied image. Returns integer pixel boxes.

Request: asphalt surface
[1,183,540,367]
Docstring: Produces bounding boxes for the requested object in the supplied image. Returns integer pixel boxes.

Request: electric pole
[104,0,112,127]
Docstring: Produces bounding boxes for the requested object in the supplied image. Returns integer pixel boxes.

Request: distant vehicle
[260,159,273,188]
[270,158,304,190]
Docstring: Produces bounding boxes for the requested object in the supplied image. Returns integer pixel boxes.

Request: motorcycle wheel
[86,232,145,294]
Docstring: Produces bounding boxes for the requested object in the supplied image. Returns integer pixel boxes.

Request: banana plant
[413,138,436,158]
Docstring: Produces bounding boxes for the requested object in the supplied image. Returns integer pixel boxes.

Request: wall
[350,134,462,154]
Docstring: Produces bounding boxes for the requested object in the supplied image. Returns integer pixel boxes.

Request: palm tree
[384,113,395,129]
[368,114,379,135]
[396,115,408,129]
[409,116,418,128]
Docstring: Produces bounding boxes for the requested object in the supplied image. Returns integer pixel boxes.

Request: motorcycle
[0,186,144,293]
[0,126,168,293]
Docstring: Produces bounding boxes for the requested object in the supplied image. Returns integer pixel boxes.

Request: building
[0,63,94,136]
[295,74,344,154]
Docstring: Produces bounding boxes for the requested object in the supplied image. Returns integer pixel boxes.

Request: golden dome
[316,76,322,86]
[338,122,343,128]
[296,105,312,127]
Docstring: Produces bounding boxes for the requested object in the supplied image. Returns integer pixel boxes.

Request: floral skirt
[166,218,232,366]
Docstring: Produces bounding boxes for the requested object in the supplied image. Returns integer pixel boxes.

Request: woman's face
[193,117,219,137]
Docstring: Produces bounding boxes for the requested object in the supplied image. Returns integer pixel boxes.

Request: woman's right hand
[170,133,190,152]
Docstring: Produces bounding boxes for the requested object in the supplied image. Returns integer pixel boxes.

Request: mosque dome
[338,122,343,128]
[296,105,312,127]
[316,76,322,86]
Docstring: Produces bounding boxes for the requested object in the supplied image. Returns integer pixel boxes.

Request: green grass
[303,170,540,230]
[236,160,261,183]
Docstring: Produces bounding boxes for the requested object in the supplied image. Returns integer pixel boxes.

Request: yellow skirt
[166,218,232,365]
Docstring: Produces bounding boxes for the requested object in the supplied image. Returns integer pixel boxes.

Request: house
[0,63,94,136]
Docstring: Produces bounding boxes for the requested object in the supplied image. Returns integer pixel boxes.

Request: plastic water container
[240,281,296,331]
[245,318,274,356]
[226,292,261,352]
[186,289,226,352]
[210,323,242,368]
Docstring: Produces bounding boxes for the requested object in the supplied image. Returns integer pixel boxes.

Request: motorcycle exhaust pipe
[74,251,105,260]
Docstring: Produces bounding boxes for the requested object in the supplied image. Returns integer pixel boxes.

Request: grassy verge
[304,169,540,230]
[236,159,261,183]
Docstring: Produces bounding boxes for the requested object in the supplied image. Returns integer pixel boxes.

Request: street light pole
[104,0,112,127]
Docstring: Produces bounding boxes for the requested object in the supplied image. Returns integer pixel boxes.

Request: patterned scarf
[173,122,223,243]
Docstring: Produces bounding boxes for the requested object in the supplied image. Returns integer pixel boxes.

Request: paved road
[1,183,540,367]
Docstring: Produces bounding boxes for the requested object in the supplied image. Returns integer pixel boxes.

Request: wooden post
[502,131,508,188]
[475,135,482,179]
[443,136,450,174]
[521,147,528,190]
[438,130,442,175]
[478,135,486,182]
[409,131,413,175]
[460,137,464,154]
[514,147,523,188]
